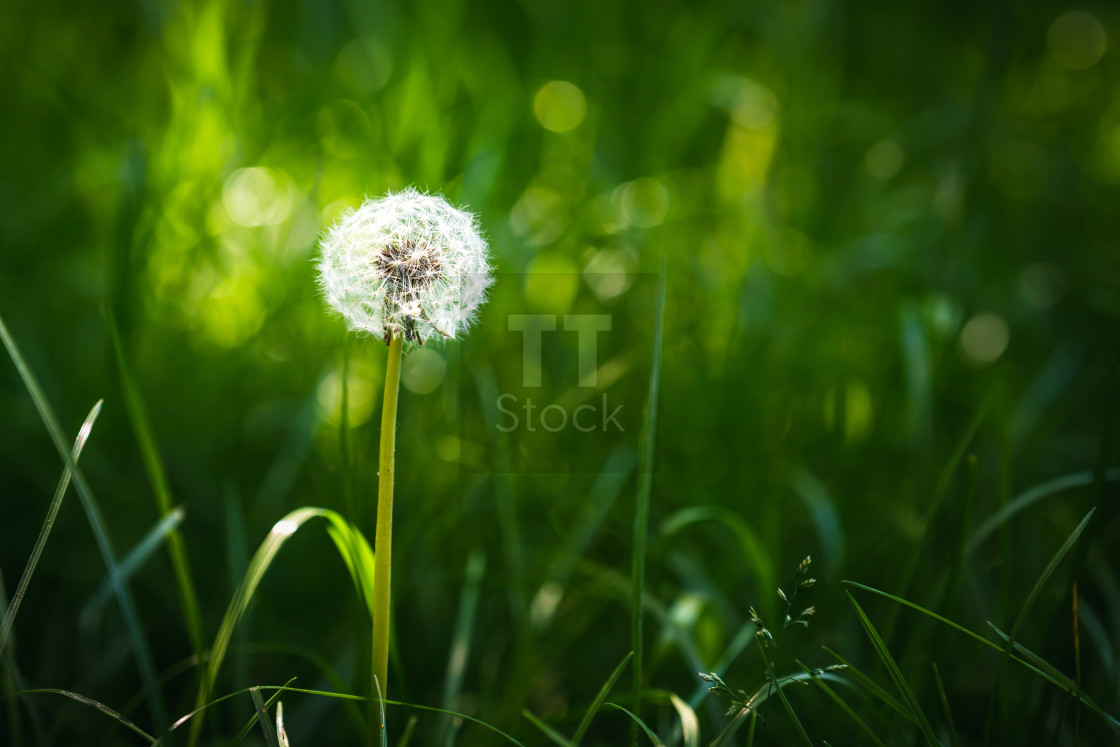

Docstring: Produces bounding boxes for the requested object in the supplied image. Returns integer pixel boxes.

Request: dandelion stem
[370,333,404,745]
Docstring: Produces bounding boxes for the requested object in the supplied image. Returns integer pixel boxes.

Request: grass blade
[1007,508,1094,646]
[843,580,1120,735]
[439,551,485,746]
[250,687,281,747]
[931,663,959,747]
[522,709,576,746]
[572,651,633,743]
[105,307,205,657]
[0,314,167,732]
[188,507,375,746]
[821,646,916,725]
[608,703,666,747]
[631,256,665,740]
[1,400,102,657]
[231,678,291,744]
[6,688,155,743]
[668,692,699,747]
[81,508,185,624]
[797,660,885,747]
[755,637,813,746]
[843,589,940,745]
[966,470,1119,555]
[168,684,525,746]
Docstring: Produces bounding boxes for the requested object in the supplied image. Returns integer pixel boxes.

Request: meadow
[1,0,1119,744]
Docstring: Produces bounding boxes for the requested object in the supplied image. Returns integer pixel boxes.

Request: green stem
[370,334,403,745]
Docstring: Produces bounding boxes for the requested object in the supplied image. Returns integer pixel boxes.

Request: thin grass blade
[631,256,665,741]
[105,306,205,657]
[796,660,885,747]
[844,580,1120,734]
[0,314,167,731]
[188,507,375,746]
[250,687,281,747]
[1,400,102,656]
[439,551,485,747]
[522,709,576,746]
[608,703,666,747]
[81,507,185,624]
[668,692,699,747]
[843,589,940,745]
[755,637,813,746]
[821,646,916,725]
[931,663,959,747]
[8,688,155,743]
[572,651,632,744]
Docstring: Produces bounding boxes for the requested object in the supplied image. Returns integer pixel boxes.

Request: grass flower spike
[319,188,493,344]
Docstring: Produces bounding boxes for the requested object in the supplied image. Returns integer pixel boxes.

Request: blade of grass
[843,589,940,745]
[0,574,45,745]
[966,470,1119,555]
[439,551,485,747]
[821,647,916,725]
[659,506,774,619]
[572,651,632,744]
[0,314,167,732]
[631,256,665,744]
[608,703,666,747]
[843,580,1120,733]
[931,663,959,747]
[5,688,155,744]
[754,637,813,746]
[374,674,388,747]
[105,307,205,657]
[796,660,885,747]
[188,507,375,746]
[164,684,525,747]
[883,398,990,643]
[250,687,281,747]
[668,692,699,747]
[522,709,577,746]
[985,508,1095,739]
[81,507,185,625]
[1,400,102,656]
[232,679,292,744]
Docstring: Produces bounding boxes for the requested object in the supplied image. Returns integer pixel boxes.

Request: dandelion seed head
[318,188,493,343]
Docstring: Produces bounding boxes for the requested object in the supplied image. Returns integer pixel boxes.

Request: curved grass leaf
[522,708,576,746]
[572,650,632,744]
[820,647,916,726]
[0,314,167,731]
[4,688,155,744]
[967,470,1119,556]
[843,589,940,745]
[169,684,524,746]
[755,637,813,746]
[659,506,774,615]
[843,581,1120,734]
[796,660,885,747]
[106,306,205,657]
[607,703,666,747]
[188,507,375,746]
[1,400,102,657]
[632,256,666,738]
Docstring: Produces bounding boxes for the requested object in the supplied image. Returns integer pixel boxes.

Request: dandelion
[318,188,493,345]
[318,188,493,739]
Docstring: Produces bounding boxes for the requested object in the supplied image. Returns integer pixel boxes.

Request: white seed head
[318,188,494,344]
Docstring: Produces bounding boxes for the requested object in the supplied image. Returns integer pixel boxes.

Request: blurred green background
[2,0,1120,744]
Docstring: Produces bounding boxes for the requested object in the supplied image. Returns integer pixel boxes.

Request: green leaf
[843,589,940,745]
[572,651,632,744]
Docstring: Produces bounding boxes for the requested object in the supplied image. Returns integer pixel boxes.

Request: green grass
[3,0,1120,744]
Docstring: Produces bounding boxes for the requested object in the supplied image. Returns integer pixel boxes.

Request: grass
[3,0,1120,744]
